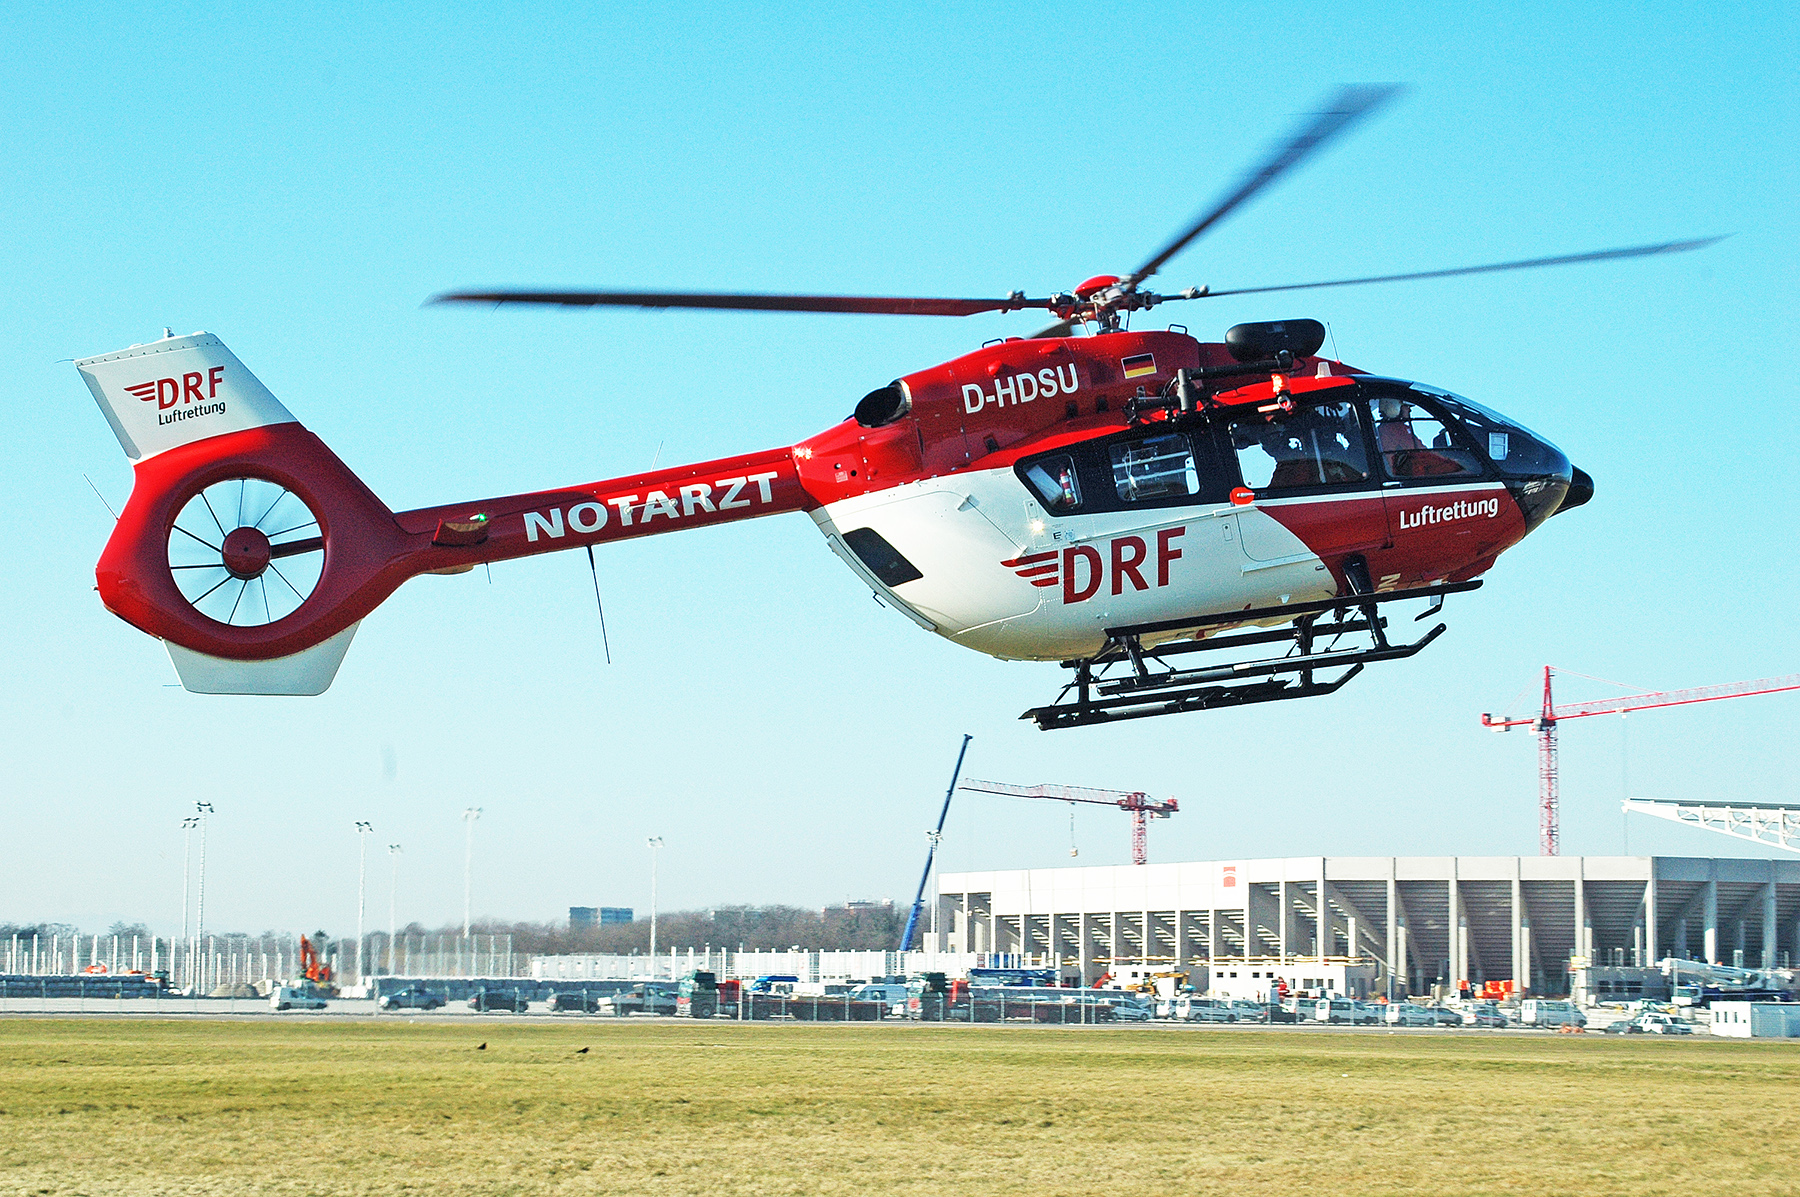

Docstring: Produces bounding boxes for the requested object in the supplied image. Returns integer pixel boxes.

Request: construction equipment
[900,735,973,952]
[298,934,334,986]
[960,778,1178,865]
[1482,668,1800,856]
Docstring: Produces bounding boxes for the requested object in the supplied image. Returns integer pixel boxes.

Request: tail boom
[99,424,809,666]
[81,331,814,691]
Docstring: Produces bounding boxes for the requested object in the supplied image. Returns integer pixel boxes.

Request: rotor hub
[221,526,272,579]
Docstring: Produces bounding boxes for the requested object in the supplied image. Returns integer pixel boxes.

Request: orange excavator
[299,935,334,986]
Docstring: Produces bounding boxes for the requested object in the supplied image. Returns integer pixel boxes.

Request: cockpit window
[1369,396,1484,480]
[1229,401,1371,491]
[1110,433,1198,502]
[1020,453,1082,513]
[1414,385,1566,477]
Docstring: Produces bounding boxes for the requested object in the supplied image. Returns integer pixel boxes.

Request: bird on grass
[476,1043,487,1051]
[576,1047,589,1054]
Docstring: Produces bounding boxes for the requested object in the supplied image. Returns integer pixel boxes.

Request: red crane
[1482,668,1800,856]
[960,779,1178,865]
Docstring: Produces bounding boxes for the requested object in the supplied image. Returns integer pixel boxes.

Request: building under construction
[934,855,1800,997]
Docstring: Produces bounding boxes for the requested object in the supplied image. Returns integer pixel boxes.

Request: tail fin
[76,332,298,462]
[79,332,393,695]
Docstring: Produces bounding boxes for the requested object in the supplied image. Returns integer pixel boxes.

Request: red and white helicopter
[76,87,1710,728]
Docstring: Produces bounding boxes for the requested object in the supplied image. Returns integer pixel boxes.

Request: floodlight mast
[900,734,973,953]
[354,821,373,984]
[1483,668,1800,856]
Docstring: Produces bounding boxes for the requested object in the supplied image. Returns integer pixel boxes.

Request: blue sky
[3,2,1796,938]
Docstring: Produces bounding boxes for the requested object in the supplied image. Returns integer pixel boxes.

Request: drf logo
[125,366,225,410]
[1220,865,1237,889]
[1003,527,1185,604]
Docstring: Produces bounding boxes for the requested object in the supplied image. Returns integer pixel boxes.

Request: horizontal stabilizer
[164,622,359,695]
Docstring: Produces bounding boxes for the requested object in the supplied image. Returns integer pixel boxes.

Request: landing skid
[1022,580,1482,731]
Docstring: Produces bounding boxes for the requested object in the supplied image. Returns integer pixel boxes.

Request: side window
[1229,401,1372,492]
[1019,453,1082,513]
[1369,396,1484,480]
[1110,433,1198,502]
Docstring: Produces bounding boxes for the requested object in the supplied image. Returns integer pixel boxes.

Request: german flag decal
[1121,353,1156,379]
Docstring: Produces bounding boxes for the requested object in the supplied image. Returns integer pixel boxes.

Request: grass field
[0,1018,1792,1196]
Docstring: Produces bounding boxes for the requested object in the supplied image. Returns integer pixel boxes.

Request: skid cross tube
[1025,580,1477,731]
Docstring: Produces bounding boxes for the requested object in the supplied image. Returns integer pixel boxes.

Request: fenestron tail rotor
[167,478,324,627]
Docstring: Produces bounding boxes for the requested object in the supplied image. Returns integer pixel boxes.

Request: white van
[1519,999,1586,1028]
[1313,998,1357,1024]
[271,987,327,1011]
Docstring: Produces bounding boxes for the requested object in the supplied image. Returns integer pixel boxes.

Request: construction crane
[1482,668,1800,856]
[959,779,1178,865]
[900,735,973,953]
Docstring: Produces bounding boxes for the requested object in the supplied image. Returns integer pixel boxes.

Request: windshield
[1410,383,1568,478]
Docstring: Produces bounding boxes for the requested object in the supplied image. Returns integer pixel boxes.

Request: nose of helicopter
[1554,465,1595,515]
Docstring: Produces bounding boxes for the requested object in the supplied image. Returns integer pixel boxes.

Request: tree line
[467,904,905,956]
[2,905,906,957]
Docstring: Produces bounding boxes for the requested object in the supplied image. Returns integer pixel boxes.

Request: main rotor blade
[1184,237,1724,300]
[1122,84,1403,291]
[430,290,1056,317]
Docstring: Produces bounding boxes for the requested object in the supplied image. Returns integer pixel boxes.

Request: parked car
[1460,1003,1508,1029]
[1110,995,1155,1021]
[1427,1005,1464,1027]
[1313,998,1359,1024]
[468,989,528,1013]
[1519,999,1587,1029]
[1169,998,1248,1023]
[850,983,909,1016]
[549,991,602,1013]
[1227,1000,1271,1023]
[379,986,444,1011]
[1385,1002,1438,1027]
[271,987,327,1011]
[1631,1013,1693,1035]
[600,983,678,1016]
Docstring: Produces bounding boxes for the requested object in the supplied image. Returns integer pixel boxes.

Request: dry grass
[0,1017,1792,1196]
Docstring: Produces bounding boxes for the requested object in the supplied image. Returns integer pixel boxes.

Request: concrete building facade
[937,855,1800,995]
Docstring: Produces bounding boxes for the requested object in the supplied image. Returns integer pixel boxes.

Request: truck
[679,971,734,1018]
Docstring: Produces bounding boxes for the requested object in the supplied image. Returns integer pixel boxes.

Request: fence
[4,932,522,991]
[530,949,1053,983]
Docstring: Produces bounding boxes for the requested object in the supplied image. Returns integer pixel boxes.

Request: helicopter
[75,86,1712,728]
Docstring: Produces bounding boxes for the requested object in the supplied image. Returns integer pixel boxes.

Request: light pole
[387,844,402,975]
[462,808,481,940]
[179,817,199,988]
[194,802,214,989]
[647,836,664,978]
[354,822,373,985]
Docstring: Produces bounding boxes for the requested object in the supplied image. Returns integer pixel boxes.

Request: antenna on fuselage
[584,545,612,665]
